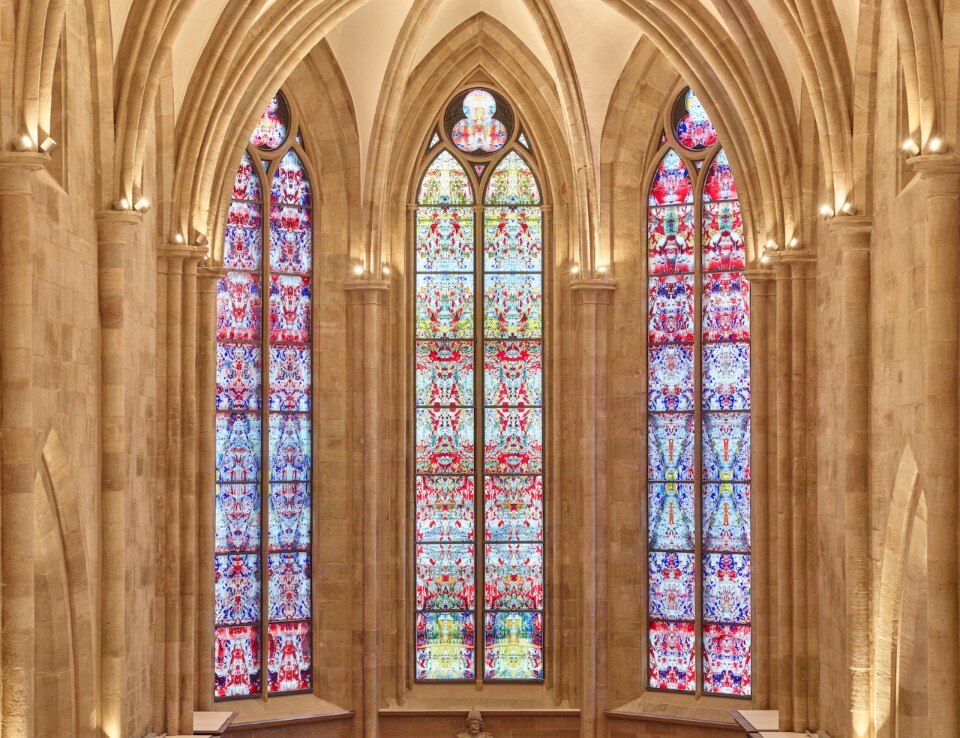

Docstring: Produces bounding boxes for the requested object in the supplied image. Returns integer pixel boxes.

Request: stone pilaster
[742,267,774,710]
[571,278,615,738]
[0,151,46,738]
[345,279,390,738]
[908,154,960,738]
[157,243,206,735]
[828,214,872,738]
[96,207,145,738]
[196,265,224,711]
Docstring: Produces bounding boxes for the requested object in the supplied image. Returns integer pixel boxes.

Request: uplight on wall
[134,197,151,213]
[819,203,835,218]
[115,197,131,211]
[901,139,920,156]
[353,264,364,276]
[13,134,34,151]
[570,265,580,275]
[39,136,57,153]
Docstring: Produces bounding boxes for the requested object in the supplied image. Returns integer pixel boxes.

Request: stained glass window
[216,91,313,699]
[415,90,544,682]
[646,89,751,697]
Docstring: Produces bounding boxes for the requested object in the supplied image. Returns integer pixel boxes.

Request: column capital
[742,266,775,282]
[907,153,960,180]
[570,277,616,305]
[826,214,872,237]
[96,209,143,243]
[198,264,227,284]
[345,278,390,305]
[0,151,48,194]
[158,242,206,260]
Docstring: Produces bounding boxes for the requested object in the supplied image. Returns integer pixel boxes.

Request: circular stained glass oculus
[445,88,514,155]
[672,88,719,151]
[250,93,290,152]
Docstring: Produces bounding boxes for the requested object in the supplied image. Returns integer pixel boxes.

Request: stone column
[828,215,872,738]
[346,279,389,738]
[571,278,614,738]
[909,154,960,738]
[196,265,223,711]
[0,151,45,738]
[157,243,206,735]
[742,267,774,709]
[97,208,145,738]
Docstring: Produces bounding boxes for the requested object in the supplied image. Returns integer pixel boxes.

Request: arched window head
[646,87,752,697]
[413,87,545,683]
[215,91,315,699]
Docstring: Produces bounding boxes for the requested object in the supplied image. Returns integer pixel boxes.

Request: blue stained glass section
[703,483,751,553]
[269,346,311,412]
[703,553,751,624]
[648,413,694,481]
[269,413,311,481]
[216,484,261,553]
[269,483,311,551]
[216,412,261,482]
[268,552,311,621]
[648,345,694,412]
[648,483,695,550]
[702,342,751,411]
[648,551,695,621]
[215,554,261,625]
[702,413,751,482]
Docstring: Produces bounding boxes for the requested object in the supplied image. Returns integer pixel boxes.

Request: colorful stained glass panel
[703,553,751,624]
[648,413,695,481]
[702,413,751,482]
[483,274,542,339]
[224,202,263,270]
[648,206,695,275]
[703,624,751,695]
[271,150,311,206]
[485,476,544,542]
[233,152,262,201]
[268,552,311,621]
[702,202,746,271]
[269,346,311,412]
[268,413,311,481]
[416,612,475,680]
[674,89,719,151]
[269,206,311,274]
[216,413,261,482]
[415,407,475,475]
[416,476,475,543]
[269,275,311,343]
[485,152,540,205]
[267,621,311,693]
[703,149,738,202]
[416,274,474,339]
[215,554,261,625]
[415,341,474,407]
[483,207,543,271]
[451,89,508,154]
[648,276,694,344]
[483,407,543,474]
[215,625,262,697]
[416,544,476,610]
[648,483,695,551]
[703,484,751,553]
[703,343,751,411]
[217,344,262,411]
[416,207,474,272]
[702,273,750,341]
[648,621,695,691]
[484,340,542,406]
[648,345,694,412]
[649,150,693,205]
[217,272,262,342]
[648,552,695,620]
[418,150,473,205]
[250,95,288,151]
[216,484,261,553]
[484,543,543,610]
[484,611,543,680]
[268,483,311,551]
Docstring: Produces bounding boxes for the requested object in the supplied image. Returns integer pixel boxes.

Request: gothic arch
[874,443,927,738]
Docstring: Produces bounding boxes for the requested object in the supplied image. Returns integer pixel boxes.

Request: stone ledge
[222,695,353,731]
[378,708,580,717]
[605,709,741,731]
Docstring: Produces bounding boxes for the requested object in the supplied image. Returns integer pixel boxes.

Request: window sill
[224,695,354,732]
[379,707,580,718]
[607,693,755,731]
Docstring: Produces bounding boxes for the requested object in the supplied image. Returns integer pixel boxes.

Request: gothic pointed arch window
[646,87,751,696]
[413,87,545,682]
[215,91,315,699]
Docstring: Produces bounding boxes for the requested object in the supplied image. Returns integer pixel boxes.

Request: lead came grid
[646,90,752,697]
[414,129,545,681]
